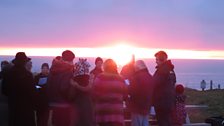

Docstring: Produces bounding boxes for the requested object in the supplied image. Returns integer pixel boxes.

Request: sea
[1,55,224,90]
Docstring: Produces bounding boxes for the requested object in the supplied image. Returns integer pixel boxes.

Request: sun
[106,44,136,67]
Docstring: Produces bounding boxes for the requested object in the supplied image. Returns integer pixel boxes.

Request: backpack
[205,116,224,126]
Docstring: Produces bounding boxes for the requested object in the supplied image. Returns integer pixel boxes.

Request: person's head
[95,57,103,69]
[12,52,31,66]
[25,61,32,72]
[41,63,49,75]
[62,50,75,64]
[154,50,168,65]
[1,60,9,71]
[134,60,147,71]
[175,84,185,94]
[103,59,118,74]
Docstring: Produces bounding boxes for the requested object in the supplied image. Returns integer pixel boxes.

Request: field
[185,88,224,123]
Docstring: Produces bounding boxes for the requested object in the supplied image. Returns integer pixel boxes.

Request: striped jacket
[93,73,127,124]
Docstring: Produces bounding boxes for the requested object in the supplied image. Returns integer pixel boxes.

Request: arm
[70,79,92,92]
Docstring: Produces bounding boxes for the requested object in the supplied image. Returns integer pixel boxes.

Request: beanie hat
[62,50,75,62]
[74,58,91,76]
[176,84,185,94]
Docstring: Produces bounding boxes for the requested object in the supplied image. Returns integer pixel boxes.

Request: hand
[70,79,79,87]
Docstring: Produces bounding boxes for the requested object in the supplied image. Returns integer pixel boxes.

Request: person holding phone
[34,63,50,126]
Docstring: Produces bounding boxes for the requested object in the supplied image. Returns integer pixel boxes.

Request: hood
[50,58,74,75]
[156,60,174,74]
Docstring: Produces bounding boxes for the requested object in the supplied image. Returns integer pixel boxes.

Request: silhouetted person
[153,51,176,126]
[0,60,11,95]
[93,59,127,126]
[47,50,75,126]
[200,80,206,91]
[128,60,154,126]
[0,60,10,80]
[34,63,50,126]
[2,52,37,126]
[90,57,103,79]
[70,58,93,126]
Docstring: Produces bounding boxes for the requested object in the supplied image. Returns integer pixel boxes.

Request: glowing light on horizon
[0,47,224,66]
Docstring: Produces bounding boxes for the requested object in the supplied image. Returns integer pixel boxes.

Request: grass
[185,88,224,123]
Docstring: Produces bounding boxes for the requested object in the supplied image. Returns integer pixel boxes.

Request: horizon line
[0,47,224,60]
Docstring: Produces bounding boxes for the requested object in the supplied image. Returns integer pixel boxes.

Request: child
[173,84,187,126]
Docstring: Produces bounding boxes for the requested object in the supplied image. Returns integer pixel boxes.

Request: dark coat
[128,68,154,115]
[153,60,176,109]
[2,64,36,126]
[47,60,74,105]
[34,73,49,109]
[73,74,93,126]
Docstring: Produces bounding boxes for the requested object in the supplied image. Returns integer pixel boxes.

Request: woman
[34,63,50,126]
[70,58,93,126]
[93,59,127,126]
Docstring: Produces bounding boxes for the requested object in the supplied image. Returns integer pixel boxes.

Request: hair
[175,84,185,94]
[62,50,75,62]
[95,57,103,65]
[135,60,147,71]
[41,63,49,69]
[103,59,118,74]
[1,60,9,67]
[154,50,168,61]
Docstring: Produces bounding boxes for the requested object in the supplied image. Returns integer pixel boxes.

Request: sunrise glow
[1,45,224,66]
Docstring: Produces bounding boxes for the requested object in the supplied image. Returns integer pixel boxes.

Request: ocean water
[1,56,224,90]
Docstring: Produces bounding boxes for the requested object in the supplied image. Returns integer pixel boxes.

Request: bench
[183,123,211,126]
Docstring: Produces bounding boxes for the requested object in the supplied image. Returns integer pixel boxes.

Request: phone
[124,79,130,85]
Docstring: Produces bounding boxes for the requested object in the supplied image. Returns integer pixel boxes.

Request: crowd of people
[0,50,187,126]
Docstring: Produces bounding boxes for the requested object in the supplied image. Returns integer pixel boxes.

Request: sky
[0,0,224,60]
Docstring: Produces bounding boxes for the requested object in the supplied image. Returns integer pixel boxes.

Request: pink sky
[0,0,224,53]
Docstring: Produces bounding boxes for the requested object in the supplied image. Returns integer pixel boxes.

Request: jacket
[129,68,154,115]
[47,59,74,106]
[153,60,176,109]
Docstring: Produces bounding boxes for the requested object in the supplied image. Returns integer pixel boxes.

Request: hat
[74,58,91,76]
[62,50,75,62]
[12,52,31,64]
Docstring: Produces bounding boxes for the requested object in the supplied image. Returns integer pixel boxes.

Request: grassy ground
[185,88,224,123]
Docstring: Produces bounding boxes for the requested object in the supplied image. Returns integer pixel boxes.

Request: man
[2,52,37,126]
[47,50,75,126]
[153,51,176,126]
[89,57,103,126]
[90,57,103,79]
